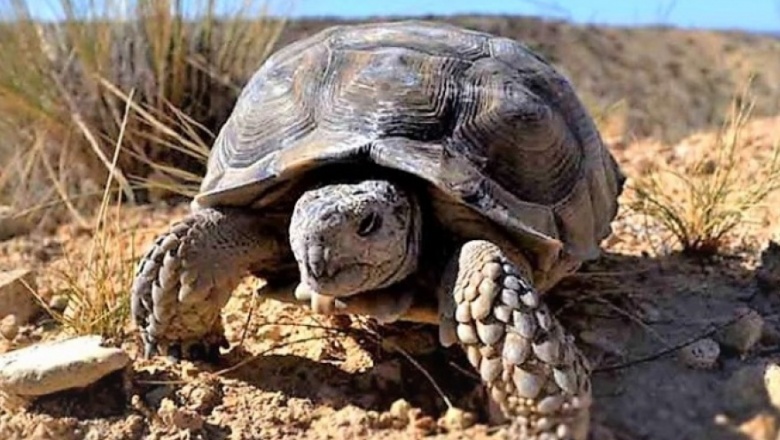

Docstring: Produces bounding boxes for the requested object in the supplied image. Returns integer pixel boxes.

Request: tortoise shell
[194,20,625,290]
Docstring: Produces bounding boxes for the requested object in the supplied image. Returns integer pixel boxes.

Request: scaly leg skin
[131,207,287,361]
[438,240,592,440]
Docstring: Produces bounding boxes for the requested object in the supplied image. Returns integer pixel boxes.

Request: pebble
[678,338,720,369]
[157,398,204,431]
[0,269,40,324]
[0,335,130,397]
[716,307,764,355]
[438,407,476,431]
[0,314,19,341]
[389,398,412,425]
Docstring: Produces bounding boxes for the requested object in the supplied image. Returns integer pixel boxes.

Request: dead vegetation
[629,82,780,256]
[0,0,283,228]
[35,97,136,340]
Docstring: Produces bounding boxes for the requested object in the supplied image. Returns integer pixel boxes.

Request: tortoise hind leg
[131,207,288,361]
[437,240,591,440]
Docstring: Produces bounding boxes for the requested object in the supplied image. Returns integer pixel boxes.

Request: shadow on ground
[217,329,487,419]
[551,250,780,440]
[21,248,780,440]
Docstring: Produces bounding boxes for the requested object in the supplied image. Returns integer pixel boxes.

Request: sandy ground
[2,117,780,439]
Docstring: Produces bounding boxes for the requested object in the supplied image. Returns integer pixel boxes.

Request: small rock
[157,397,204,431]
[678,338,720,369]
[180,381,222,413]
[377,412,395,429]
[118,414,146,439]
[764,364,780,411]
[389,398,412,424]
[0,269,40,324]
[412,413,438,434]
[0,315,18,341]
[438,407,476,431]
[716,307,764,354]
[0,335,130,397]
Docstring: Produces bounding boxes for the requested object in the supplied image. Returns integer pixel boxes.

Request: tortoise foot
[131,208,267,362]
[439,240,592,440]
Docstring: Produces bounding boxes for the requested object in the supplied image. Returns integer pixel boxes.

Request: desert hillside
[279,16,780,144]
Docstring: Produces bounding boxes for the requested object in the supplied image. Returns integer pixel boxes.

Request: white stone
[678,338,720,369]
[0,335,130,397]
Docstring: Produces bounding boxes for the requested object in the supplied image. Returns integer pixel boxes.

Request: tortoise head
[289,179,421,298]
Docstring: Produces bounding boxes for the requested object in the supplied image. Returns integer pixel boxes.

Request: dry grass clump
[629,83,780,257]
[0,0,283,228]
[0,0,284,337]
[33,97,137,339]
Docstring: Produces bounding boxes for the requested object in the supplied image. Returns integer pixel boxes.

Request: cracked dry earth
[3,117,780,439]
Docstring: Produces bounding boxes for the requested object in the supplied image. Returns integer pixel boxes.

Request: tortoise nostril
[306,245,327,279]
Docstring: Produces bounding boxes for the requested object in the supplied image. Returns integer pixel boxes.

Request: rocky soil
[2,94,780,439]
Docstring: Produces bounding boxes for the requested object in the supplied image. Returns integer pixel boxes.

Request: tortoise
[130,20,625,439]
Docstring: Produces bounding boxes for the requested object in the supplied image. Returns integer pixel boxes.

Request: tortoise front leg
[131,207,289,361]
[438,240,591,440]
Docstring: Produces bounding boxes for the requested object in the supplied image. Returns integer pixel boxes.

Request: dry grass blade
[40,90,137,339]
[629,79,780,257]
[0,0,283,228]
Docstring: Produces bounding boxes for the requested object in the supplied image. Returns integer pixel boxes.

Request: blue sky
[15,0,780,33]
[280,0,779,32]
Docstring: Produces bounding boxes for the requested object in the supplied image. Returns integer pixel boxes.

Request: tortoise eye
[357,212,382,237]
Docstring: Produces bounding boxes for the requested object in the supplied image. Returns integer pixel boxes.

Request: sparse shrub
[0,0,284,227]
[629,82,780,256]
